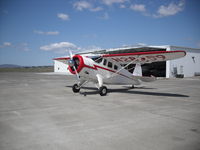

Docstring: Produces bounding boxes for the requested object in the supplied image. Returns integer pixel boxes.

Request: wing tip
[171,50,186,57]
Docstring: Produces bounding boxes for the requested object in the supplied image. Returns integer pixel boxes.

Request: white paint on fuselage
[79,56,141,85]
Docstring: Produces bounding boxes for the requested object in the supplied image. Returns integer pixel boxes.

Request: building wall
[167,46,200,78]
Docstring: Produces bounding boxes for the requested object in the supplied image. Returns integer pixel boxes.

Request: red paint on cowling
[68,55,85,74]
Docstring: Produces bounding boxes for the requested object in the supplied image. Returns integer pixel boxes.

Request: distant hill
[0,64,22,68]
[0,65,53,72]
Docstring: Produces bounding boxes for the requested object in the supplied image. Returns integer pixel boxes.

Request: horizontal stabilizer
[134,76,156,82]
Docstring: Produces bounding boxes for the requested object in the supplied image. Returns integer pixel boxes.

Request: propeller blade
[68,50,80,81]
[69,50,73,59]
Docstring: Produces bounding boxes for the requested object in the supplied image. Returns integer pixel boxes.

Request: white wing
[102,51,186,64]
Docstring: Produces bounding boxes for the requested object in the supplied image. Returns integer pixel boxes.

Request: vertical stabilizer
[133,63,142,76]
[132,63,156,82]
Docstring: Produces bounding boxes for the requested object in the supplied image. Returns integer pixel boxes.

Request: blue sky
[0,0,199,66]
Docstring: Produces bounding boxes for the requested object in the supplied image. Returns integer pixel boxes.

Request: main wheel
[99,86,108,96]
[72,84,80,93]
[131,85,135,89]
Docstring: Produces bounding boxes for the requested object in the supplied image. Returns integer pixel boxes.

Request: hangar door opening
[119,47,167,77]
[142,62,166,77]
[124,62,166,77]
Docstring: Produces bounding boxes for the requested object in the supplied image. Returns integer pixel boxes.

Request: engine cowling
[68,55,84,74]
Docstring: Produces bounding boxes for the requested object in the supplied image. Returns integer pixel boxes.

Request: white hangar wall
[54,60,71,74]
[166,46,200,78]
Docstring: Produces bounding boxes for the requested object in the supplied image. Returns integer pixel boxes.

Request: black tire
[99,86,108,96]
[72,84,80,93]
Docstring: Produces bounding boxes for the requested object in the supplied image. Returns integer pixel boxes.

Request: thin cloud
[120,4,126,8]
[3,42,11,46]
[34,30,59,35]
[71,0,185,19]
[129,0,185,18]
[130,4,146,12]
[57,13,70,21]
[40,42,79,54]
[73,1,92,11]
[0,42,30,51]
[0,42,12,48]
[154,0,185,18]
[90,6,103,12]
[73,1,103,12]
[17,43,30,51]
[102,0,128,6]
[81,45,102,53]
[40,41,102,54]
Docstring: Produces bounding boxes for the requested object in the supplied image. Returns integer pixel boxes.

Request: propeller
[69,50,73,60]
[68,50,80,81]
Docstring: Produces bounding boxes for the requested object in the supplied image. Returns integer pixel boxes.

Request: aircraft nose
[68,55,84,74]
[68,60,74,67]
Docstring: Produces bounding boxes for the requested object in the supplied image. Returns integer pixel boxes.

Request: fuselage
[68,55,141,85]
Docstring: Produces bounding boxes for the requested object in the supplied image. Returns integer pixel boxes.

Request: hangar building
[54,45,200,78]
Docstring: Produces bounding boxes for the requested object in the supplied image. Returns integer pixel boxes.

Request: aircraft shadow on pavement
[66,86,189,97]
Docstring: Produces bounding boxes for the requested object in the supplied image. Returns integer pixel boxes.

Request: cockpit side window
[91,57,103,64]
[103,59,107,66]
[114,65,118,70]
[96,57,103,63]
[108,61,113,68]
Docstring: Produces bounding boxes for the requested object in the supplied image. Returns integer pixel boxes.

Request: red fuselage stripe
[83,64,133,80]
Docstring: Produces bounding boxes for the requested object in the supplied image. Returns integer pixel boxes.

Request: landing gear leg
[72,80,87,93]
[96,74,107,96]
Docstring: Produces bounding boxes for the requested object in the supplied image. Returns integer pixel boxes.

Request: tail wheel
[131,85,135,89]
[72,84,80,93]
[99,86,108,96]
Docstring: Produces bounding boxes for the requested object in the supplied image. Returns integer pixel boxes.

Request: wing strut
[110,55,141,78]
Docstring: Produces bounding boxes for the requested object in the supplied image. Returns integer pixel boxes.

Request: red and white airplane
[54,49,186,96]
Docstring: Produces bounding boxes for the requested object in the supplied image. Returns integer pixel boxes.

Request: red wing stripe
[53,57,70,60]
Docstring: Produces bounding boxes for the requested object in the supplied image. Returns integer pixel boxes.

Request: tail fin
[132,63,142,76]
[138,76,156,82]
[132,63,156,82]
